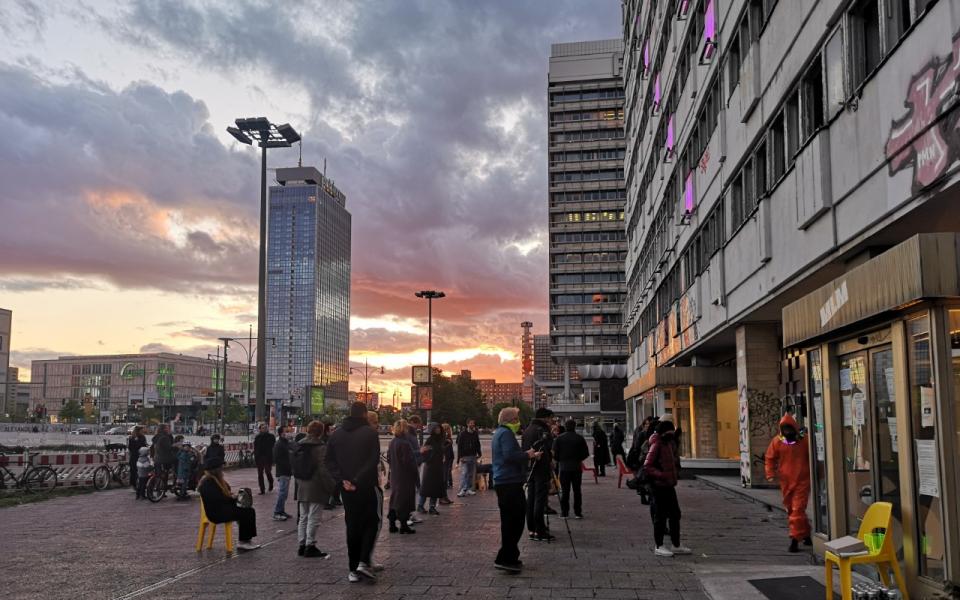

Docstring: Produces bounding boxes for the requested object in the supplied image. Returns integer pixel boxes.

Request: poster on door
[916,439,940,498]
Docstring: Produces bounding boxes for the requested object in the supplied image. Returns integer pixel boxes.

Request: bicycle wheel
[92,465,111,490]
[23,466,58,495]
[145,475,166,502]
[114,463,130,487]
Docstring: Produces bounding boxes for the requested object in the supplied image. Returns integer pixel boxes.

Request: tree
[430,373,490,427]
[490,401,533,426]
[378,405,399,425]
[59,400,84,424]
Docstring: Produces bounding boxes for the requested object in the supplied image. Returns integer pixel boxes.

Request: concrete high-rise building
[548,39,628,423]
[0,308,11,416]
[520,322,534,405]
[621,1,960,591]
[266,166,351,416]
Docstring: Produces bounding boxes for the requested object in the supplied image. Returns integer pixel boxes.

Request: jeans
[256,459,274,493]
[342,486,379,571]
[298,501,322,546]
[370,486,384,560]
[495,482,526,565]
[273,476,290,515]
[525,473,550,535]
[136,475,148,498]
[458,456,477,492]
[417,494,438,510]
[651,485,681,548]
[559,470,583,517]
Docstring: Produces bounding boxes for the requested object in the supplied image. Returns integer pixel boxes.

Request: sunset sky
[0,0,620,404]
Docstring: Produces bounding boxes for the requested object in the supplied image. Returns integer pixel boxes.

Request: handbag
[235,487,253,508]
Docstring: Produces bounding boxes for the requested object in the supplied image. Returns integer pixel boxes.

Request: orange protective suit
[764,414,811,540]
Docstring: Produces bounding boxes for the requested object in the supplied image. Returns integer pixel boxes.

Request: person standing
[440,423,455,504]
[417,422,446,515]
[610,421,626,464]
[387,419,417,534]
[205,434,225,466]
[405,415,426,524]
[764,413,812,552]
[325,402,382,583]
[643,416,690,557]
[553,419,589,519]
[127,426,147,491]
[293,420,335,558]
[366,411,386,568]
[591,422,610,476]
[253,423,275,495]
[150,423,176,480]
[456,419,481,497]
[492,407,540,573]
[521,407,555,542]
[273,426,293,521]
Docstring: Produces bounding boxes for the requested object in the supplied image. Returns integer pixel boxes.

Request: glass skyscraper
[266,166,351,412]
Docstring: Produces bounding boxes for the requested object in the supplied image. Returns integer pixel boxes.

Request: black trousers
[559,470,582,517]
[650,485,681,547]
[256,459,274,493]
[525,474,550,535]
[212,506,258,541]
[495,482,526,565]
[129,459,138,489]
[341,486,379,571]
[593,454,606,476]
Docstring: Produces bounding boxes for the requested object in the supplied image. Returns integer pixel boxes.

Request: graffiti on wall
[738,386,783,487]
[885,31,960,192]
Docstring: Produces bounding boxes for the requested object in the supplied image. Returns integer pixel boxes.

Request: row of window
[550,149,625,163]
[554,313,624,326]
[552,251,628,265]
[552,231,627,244]
[71,363,114,375]
[679,201,724,288]
[550,88,625,104]
[554,335,627,346]
[553,292,626,306]
[551,211,625,224]
[550,109,624,125]
[550,129,625,144]
[553,272,626,284]
[551,169,624,184]
[551,190,626,204]
[727,0,778,98]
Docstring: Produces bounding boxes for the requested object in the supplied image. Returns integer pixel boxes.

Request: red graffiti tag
[885,32,960,191]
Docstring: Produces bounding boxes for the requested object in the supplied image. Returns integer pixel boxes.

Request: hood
[341,416,368,432]
[779,413,800,430]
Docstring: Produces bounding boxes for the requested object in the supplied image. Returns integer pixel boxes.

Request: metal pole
[247,325,253,424]
[426,296,432,423]
[141,361,146,423]
[221,341,229,435]
[364,357,369,395]
[255,144,268,423]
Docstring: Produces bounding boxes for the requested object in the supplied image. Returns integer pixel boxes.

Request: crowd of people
[121,403,822,580]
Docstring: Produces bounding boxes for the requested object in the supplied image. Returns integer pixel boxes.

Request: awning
[623,364,736,398]
[575,364,627,379]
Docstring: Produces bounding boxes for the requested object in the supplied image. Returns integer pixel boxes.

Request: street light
[218,332,276,433]
[414,290,445,420]
[227,116,301,424]
[349,357,385,406]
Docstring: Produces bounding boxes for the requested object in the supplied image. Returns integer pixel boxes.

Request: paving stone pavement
[0,455,820,600]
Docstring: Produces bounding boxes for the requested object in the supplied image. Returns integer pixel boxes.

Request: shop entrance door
[839,346,903,538]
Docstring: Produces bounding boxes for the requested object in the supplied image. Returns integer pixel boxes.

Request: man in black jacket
[325,402,382,582]
[272,426,293,521]
[253,423,276,494]
[521,407,555,542]
[455,419,482,497]
[552,419,590,519]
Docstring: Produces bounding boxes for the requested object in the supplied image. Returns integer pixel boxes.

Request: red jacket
[643,432,679,487]
[764,414,810,489]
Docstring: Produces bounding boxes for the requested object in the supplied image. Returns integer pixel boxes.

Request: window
[848,0,881,90]
[800,57,825,141]
[754,141,767,199]
[785,92,800,159]
[727,30,742,97]
[769,111,786,181]
[886,0,912,48]
[825,26,845,118]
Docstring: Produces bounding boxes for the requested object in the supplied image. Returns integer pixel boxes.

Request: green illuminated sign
[310,387,325,415]
[120,363,145,380]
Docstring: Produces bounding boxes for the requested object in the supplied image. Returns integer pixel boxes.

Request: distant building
[5,367,18,416]
[266,166,351,416]
[0,309,11,416]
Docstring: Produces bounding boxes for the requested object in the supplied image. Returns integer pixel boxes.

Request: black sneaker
[537,533,556,542]
[803,536,813,546]
[428,507,440,515]
[788,538,799,553]
[297,544,306,556]
[574,514,583,520]
[303,545,330,559]
[494,561,522,573]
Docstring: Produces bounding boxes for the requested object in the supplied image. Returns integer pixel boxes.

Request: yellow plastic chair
[825,502,908,600]
[195,500,234,553]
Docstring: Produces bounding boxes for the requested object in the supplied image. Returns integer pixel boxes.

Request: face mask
[505,422,520,434]
[782,429,798,443]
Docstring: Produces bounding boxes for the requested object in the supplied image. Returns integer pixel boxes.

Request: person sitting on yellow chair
[765,413,812,553]
[198,456,260,551]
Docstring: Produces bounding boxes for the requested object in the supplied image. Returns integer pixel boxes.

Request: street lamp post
[218,334,274,433]
[226,117,301,423]
[349,357,385,406]
[415,290,445,421]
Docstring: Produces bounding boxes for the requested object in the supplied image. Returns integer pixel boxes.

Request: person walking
[253,423,275,495]
[198,456,260,551]
[127,426,147,491]
[492,407,540,573]
[440,423,455,504]
[521,407,555,542]
[417,422,446,515]
[325,402,382,582]
[642,416,690,557]
[366,411,386,567]
[456,419,481,497]
[273,426,293,521]
[387,419,417,534]
[553,419,589,519]
[591,422,610,476]
[611,421,626,464]
[293,420,336,558]
[205,433,225,466]
[764,413,812,552]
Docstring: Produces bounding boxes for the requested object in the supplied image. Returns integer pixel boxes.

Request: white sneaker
[654,546,674,557]
[236,541,261,551]
[356,562,377,580]
[670,544,691,555]
[466,490,477,496]
[369,562,385,572]
[456,491,465,497]
[348,571,361,583]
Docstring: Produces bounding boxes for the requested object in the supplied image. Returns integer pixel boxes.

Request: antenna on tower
[298,140,303,167]
[323,158,327,178]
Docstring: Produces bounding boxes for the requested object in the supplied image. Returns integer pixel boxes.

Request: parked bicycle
[144,464,174,502]
[0,446,59,495]
[237,448,255,468]
[92,438,130,490]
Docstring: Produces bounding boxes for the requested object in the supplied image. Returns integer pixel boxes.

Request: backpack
[625,446,641,471]
[291,442,317,480]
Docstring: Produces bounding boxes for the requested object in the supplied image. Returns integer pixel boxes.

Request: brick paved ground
[0,455,820,600]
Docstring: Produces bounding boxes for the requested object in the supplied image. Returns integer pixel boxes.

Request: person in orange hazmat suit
[764,413,812,552]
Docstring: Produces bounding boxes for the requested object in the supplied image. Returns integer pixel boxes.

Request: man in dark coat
[611,421,626,463]
[521,407,555,542]
[591,422,610,476]
[325,402,382,582]
[417,422,446,514]
[127,426,147,490]
[151,423,176,475]
[387,419,418,533]
[272,426,293,521]
[553,419,590,519]
[455,419,482,496]
[253,423,276,494]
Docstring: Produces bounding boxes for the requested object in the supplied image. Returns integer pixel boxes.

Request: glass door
[808,348,829,535]
[840,353,873,533]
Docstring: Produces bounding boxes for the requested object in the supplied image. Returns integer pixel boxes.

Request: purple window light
[643,40,650,69]
[684,171,695,213]
[654,74,661,106]
[704,0,715,40]
[666,115,675,152]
